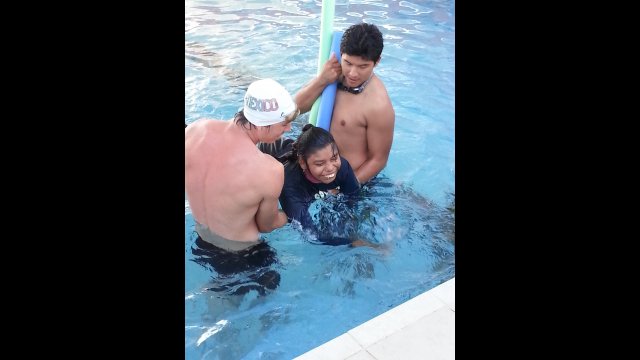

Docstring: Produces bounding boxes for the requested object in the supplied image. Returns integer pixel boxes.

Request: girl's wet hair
[285,124,338,163]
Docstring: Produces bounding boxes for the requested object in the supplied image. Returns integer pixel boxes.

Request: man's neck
[338,73,374,94]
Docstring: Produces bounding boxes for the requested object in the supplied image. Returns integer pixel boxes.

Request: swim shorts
[191,232,280,296]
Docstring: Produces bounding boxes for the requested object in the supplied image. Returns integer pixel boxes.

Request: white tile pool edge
[293,277,455,360]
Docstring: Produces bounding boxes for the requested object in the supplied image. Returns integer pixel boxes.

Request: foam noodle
[308,0,336,126]
[316,31,343,131]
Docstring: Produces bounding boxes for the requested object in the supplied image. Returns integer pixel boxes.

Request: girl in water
[261,124,373,246]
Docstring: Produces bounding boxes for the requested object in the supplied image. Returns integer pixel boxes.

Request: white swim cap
[243,79,297,126]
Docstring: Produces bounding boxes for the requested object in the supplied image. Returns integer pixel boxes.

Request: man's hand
[320,53,342,85]
[295,53,343,114]
[274,210,288,229]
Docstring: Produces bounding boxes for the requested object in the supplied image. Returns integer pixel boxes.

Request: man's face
[257,109,297,143]
[340,54,376,87]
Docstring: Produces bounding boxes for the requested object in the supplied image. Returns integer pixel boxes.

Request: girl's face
[300,144,341,184]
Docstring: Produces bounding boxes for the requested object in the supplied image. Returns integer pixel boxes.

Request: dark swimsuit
[190,224,279,296]
[191,236,280,296]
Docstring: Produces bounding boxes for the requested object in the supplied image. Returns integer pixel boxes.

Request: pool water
[185,0,455,358]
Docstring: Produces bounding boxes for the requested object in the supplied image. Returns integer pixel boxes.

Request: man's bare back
[185,119,286,243]
[185,78,298,247]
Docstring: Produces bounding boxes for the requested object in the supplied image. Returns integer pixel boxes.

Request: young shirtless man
[295,23,395,185]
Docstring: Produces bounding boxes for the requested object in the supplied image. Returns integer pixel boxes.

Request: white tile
[431,278,455,311]
[294,333,363,360]
[348,292,446,348]
[366,307,455,360]
[346,350,377,360]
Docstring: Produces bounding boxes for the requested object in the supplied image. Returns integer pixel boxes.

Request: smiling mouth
[324,173,336,179]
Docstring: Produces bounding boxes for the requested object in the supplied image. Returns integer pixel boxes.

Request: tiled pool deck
[294,277,455,360]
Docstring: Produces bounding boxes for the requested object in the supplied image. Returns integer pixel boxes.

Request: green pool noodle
[308,0,335,125]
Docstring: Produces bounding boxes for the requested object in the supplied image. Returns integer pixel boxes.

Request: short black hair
[340,23,384,63]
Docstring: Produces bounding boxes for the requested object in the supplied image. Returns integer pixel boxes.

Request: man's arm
[255,163,288,233]
[336,157,361,195]
[294,53,342,114]
[355,101,395,184]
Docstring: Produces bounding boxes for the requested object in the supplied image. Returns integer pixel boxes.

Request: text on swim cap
[245,96,279,112]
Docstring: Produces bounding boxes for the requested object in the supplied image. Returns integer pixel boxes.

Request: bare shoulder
[371,77,393,108]
[185,119,205,145]
[259,153,285,178]
[185,119,203,136]
[365,77,395,123]
[186,118,225,137]
[255,153,285,195]
[187,118,211,129]
[250,151,284,176]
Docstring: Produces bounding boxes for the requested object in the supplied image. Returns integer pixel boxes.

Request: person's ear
[298,157,306,170]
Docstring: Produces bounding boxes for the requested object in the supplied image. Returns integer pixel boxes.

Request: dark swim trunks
[191,235,280,296]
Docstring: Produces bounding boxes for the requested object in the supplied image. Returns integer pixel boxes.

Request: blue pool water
[185,0,454,358]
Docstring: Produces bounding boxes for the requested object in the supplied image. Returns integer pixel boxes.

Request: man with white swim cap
[186,78,299,293]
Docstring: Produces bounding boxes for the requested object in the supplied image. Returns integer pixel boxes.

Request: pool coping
[293,277,455,360]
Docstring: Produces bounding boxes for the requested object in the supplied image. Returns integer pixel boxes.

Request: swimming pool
[185,0,454,358]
